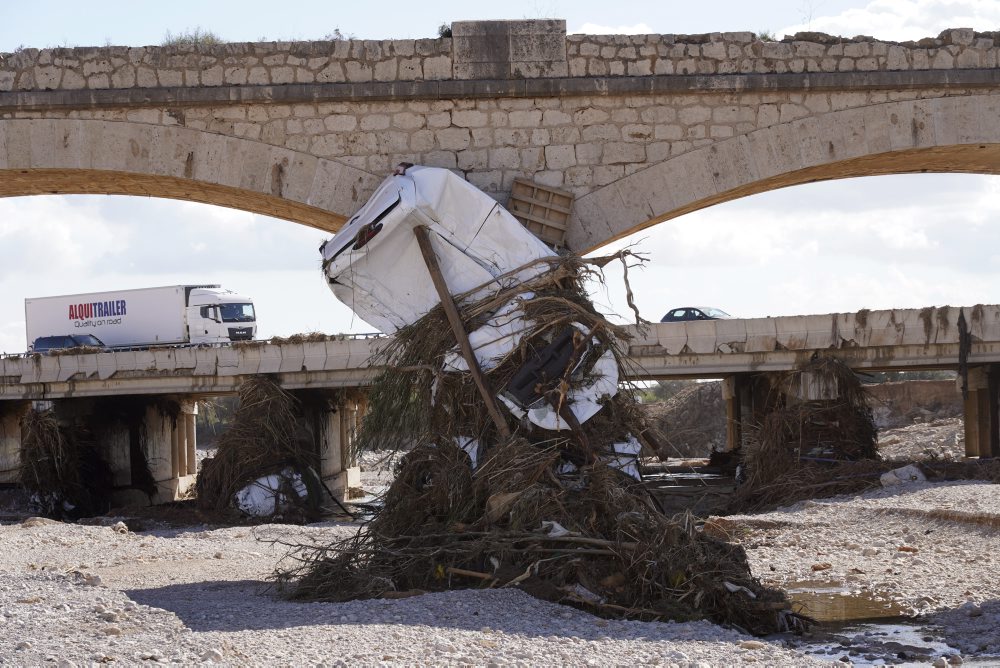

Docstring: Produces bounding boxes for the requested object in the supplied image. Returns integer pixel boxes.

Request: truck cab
[185,287,257,344]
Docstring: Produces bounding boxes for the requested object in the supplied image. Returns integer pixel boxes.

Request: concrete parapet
[744,317,778,353]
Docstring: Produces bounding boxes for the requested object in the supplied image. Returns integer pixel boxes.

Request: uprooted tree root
[196,376,325,516]
[276,253,798,635]
[276,440,795,634]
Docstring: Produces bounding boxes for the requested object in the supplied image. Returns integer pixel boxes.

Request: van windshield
[219,303,255,323]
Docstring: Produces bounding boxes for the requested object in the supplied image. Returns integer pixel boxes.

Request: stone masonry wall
[1,24,997,93]
[4,86,974,200]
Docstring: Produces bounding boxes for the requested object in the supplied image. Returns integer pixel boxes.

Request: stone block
[424,55,452,80]
[704,135,758,194]
[345,61,373,82]
[452,109,488,128]
[602,142,645,164]
[544,144,576,169]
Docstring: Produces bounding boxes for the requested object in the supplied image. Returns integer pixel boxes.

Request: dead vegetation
[18,409,112,519]
[729,358,881,513]
[275,254,796,635]
[196,376,325,517]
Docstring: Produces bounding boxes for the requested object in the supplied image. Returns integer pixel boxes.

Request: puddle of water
[783,621,962,667]
[773,580,966,666]
[784,579,910,623]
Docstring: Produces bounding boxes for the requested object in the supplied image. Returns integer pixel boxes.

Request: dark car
[30,334,107,353]
[660,307,732,323]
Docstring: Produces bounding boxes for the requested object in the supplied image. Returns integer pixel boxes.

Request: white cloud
[780,0,1000,41]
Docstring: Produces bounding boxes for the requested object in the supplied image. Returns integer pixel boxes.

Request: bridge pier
[36,396,198,505]
[963,366,1000,458]
[724,374,783,451]
[0,402,29,484]
[307,390,362,500]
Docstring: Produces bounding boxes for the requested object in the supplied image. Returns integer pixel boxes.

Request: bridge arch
[0,118,380,231]
[570,94,1000,252]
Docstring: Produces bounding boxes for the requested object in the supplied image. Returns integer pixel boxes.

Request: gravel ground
[718,480,1000,664]
[0,518,814,666]
[1,447,996,665]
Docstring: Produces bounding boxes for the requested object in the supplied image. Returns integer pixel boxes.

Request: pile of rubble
[272,165,795,634]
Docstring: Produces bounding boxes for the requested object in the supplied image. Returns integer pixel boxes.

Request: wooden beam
[413,225,512,440]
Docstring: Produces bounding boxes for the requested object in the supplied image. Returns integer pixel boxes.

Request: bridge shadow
[123,581,613,638]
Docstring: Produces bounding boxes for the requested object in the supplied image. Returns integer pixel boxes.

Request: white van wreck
[319,165,624,438]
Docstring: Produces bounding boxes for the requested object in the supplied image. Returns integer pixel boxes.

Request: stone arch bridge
[3,21,1000,251]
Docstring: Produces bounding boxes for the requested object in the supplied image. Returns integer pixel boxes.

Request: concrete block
[684,319,718,354]
[235,347,262,376]
[715,318,747,353]
[257,344,283,374]
[215,346,240,372]
[75,353,100,379]
[193,348,217,375]
[654,323,687,355]
[114,351,139,372]
[773,315,810,350]
[744,317,777,353]
[344,338,377,369]
[301,342,328,371]
[35,355,61,383]
[54,356,78,382]
[865,309,905,347]
[171,348,198,370]
[278,343,306,373]
[967,305,1000,342]
[152,349,177,372]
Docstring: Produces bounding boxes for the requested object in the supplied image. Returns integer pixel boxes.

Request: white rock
[200,649,224,662]
[880,464,926,487]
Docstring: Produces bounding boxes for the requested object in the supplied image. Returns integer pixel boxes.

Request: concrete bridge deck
[1,304,996,400]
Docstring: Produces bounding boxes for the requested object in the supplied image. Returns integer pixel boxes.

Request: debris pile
[730,357,883,512]
[18,408,113,519]
[196,377,324,519]
[278,165,793,634]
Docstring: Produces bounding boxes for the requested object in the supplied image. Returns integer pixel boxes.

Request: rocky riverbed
[2,473,998,665]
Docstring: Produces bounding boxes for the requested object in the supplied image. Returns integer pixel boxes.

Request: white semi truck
[24,285,257,351]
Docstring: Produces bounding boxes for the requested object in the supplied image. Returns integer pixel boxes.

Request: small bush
[162,28,226,48]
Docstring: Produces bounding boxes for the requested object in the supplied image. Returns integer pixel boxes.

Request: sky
[2,0,1000,352]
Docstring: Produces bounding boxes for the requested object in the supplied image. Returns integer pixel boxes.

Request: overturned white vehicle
[319,165,639,477]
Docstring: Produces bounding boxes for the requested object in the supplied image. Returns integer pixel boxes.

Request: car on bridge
[30,334,107,354]
[660,307,732,323]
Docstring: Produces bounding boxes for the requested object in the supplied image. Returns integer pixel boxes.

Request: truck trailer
[24,285,257,351]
